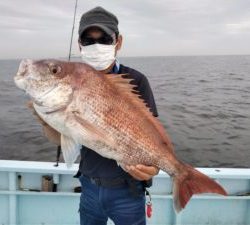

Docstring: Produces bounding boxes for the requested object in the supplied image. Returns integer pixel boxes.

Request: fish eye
[49,64,61,75]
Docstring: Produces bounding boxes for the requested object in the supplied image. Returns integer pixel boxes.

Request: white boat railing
[0,160,249,225]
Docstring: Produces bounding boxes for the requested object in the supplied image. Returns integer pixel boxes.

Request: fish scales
[75,76,162,165]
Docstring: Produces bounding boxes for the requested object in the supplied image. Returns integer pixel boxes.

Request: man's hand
[124,164,159,181]
[26,101,61,145]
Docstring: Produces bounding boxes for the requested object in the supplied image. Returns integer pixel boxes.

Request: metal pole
[68,0,78,61]
[9,172,17,225]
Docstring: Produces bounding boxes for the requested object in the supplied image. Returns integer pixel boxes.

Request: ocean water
[0,55,249,168]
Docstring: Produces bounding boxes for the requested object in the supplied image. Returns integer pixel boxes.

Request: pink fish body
[14,59,227,212]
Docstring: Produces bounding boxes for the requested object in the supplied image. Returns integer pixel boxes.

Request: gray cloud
[0,0,250,59]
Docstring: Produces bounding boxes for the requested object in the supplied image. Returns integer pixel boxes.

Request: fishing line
[68,0,78,61]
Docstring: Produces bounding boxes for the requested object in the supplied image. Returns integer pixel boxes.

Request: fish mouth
[14,59,34,90]
[16,66,27,77]
[14,75,27,91]
[16,59,33,77]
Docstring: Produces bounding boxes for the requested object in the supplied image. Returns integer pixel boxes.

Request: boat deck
[0,160,249,225]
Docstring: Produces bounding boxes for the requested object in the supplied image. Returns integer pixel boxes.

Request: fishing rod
[68,0,78,61]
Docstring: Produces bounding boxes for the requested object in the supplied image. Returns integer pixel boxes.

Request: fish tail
[173,164,227,212]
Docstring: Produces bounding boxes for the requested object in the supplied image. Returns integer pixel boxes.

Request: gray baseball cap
[78,6,119,38]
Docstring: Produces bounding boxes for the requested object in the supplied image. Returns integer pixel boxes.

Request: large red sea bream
[14,59,227,212]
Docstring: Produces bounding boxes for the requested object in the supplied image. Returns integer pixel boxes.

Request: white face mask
[80,43,117,71]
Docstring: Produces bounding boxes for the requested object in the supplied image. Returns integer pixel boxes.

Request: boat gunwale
[0,160,249,179]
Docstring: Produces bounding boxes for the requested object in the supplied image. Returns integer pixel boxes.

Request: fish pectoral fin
[74,114,116,147]
[61,134,81,168]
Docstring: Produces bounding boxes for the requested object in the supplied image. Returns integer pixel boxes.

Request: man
[29,6,159,225]
[75,7,159,225]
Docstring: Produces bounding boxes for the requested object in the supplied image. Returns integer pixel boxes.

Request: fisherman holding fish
[15,6,227,225]
[75,7,159,225]
[29,6,159,225]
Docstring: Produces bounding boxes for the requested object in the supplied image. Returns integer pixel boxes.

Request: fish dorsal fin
[104,73,175,151]
[104,73,145,104]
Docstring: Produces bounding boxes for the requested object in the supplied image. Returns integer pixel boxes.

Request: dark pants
[78,174,146,225]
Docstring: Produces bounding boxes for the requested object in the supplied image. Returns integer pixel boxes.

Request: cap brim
[79,23,113,37]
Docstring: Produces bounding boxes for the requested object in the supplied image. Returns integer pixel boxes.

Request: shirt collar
[111,58,120,74]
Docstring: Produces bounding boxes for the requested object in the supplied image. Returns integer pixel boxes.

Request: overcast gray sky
[0,0,250,59]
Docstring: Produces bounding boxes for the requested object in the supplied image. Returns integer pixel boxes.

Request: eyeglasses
[80,34,115,46]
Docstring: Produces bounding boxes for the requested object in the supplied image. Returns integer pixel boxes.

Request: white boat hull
[0,160,249,225]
